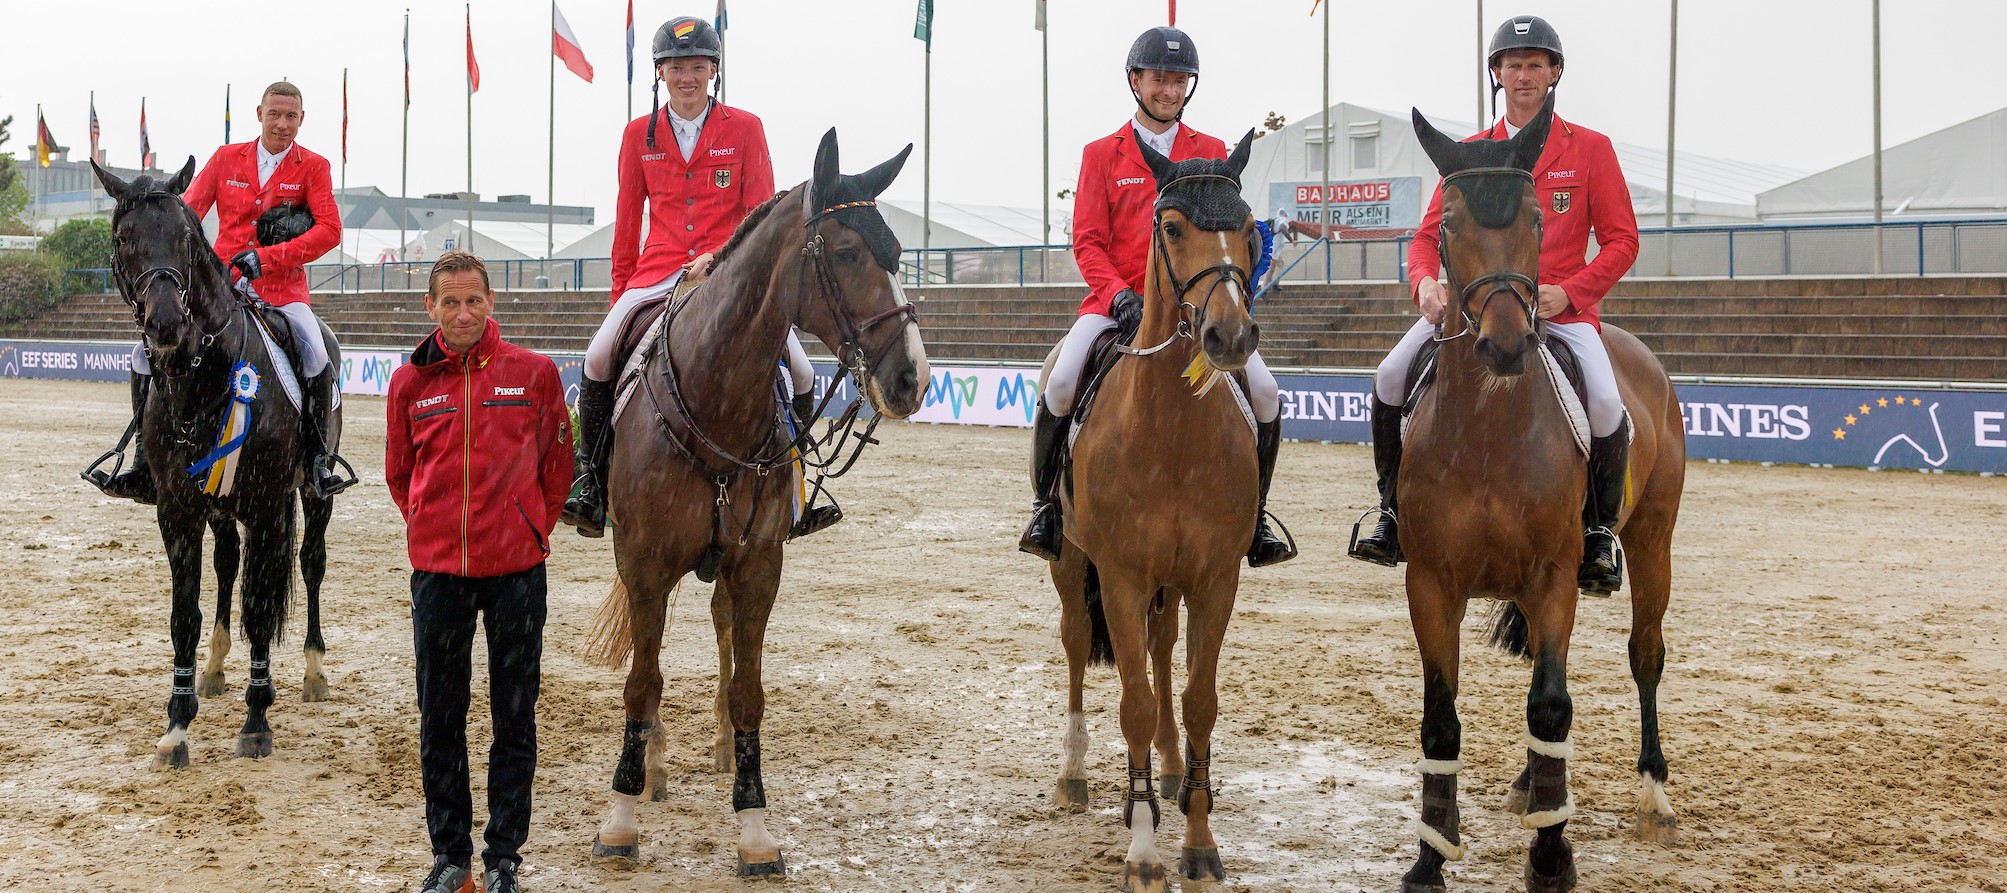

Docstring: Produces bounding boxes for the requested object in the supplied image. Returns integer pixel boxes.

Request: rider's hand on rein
[1417,276,1448,325]
[1536,284,1569,319]
[683,252,717,282]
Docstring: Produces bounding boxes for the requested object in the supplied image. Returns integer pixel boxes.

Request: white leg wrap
[1521,794,1577,829]
[1061,711,1089,778]
[1638,773,1674,815]
[1523,733,1574,760]
[1415,819,1467,861]
[1416,758,1463,776]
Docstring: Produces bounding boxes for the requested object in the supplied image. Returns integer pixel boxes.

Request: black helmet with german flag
[653,16,721,63]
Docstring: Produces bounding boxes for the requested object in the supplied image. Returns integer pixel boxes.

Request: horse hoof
[591,834,639,863]
[196,673,227,698]
[736,853,786,878]
[1634,811,1680,846]
[1523,859,1578,893]
[1179,847,1225,883]
[1120,860,1169,893]
[1160,774,1180,798]
[1055,777,1090,810]
[300,674,331,703]
[235,732,272,759]
[1402,882,1448,893]
[648,783,670,803]
[154,742,190,770]
[1503,784,1531,816]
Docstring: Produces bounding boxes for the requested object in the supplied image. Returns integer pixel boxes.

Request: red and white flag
[553,3,594,83]
[466,5,482,92]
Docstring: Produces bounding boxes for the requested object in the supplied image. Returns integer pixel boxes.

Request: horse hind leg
[234,504,295,759]
[1625,523,1679,845]
[298,491,334,702]
[197,516,238,698]
[1052,545,1094,810]
[1147,589,1184,797]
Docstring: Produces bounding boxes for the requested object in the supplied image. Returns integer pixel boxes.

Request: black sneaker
[419,857,475,893]
[484,858,521,893]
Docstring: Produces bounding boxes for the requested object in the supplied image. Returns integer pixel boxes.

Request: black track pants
[411,564,547,867]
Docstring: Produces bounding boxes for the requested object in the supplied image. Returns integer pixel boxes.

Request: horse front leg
[197,515,237,698]
[1174,576,1237,884]
[235,501,294,759]
[1402,573,1468,893]
[1051,544,1096,810]
[723,548,785,877]
[156,505,207,769]
[1100,567,1167,893]
[1519,590,1580,893]
[592,570,670,863]
[298,491,334,702]
[711,585,735,776]
[1625,525,1678,844]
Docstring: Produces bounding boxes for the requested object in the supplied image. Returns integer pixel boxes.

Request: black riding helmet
[1126,26,1200,125]
[647,16,722,149]
[1487,15,1563,119]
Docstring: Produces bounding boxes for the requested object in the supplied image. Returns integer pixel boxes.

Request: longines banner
[8,340,2003,474]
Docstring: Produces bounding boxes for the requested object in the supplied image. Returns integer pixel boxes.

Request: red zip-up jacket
[181,140,342,307]
[386,318,573,577]
[610,101,776,299]
[1407,114,1638,330]
[1071,121,1229,317]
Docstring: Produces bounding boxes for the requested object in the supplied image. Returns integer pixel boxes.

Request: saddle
[1402,325,1591,457]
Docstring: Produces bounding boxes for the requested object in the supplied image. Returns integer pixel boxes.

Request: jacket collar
[1482,113,1573,176]
[1112,119,1198,170]
[412,316,502,368]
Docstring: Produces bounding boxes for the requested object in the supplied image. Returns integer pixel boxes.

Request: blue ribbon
[1251,219,1275,299]
[186,362,259,484]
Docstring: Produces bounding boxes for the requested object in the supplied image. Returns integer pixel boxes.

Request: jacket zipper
[460,359,472,577]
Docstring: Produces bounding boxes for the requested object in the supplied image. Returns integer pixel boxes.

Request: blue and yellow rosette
[187,362,260,496]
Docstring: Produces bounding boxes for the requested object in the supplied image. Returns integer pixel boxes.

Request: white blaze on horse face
[889,271,930,384]
[1217,232,1243,308]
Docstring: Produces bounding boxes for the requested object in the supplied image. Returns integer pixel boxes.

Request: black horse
[89,159,337,767]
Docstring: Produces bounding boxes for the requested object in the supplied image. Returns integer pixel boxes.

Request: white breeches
[129,301,328,379]
[583,271,813,395]
[1043,313,1278,423]
[1375,318,1624,437]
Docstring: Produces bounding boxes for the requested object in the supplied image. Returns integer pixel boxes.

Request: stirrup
[1578,526,1623,596]
[1347,507,1403,566]
[81,447,128,492]
[789,502,843,540]
[1018,503,1061,561]
[309,454,359,499]
[1247,509,1298,568]
[562,474,607,538]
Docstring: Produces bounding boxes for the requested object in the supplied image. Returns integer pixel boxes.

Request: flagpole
[341,68,351,272]
[922,33,931,255]
[1663,0,1677,276]
[1475,0,1485,130]
[401,10,411,263]
[1321,0,1331,284]
[467,1,476,254]
[1040,7,1050,281]
[547,1,558,279]
[1871,0,1883,274]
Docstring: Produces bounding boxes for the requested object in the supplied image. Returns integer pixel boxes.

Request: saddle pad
[249,310,303,413]
[610,302,674,428]
[1400,335,1589,458]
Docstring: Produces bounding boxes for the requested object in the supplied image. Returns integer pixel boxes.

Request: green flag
[914,0,933,45]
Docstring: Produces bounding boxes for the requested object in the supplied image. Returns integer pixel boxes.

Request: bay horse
[89,160,340,767]
[1046,132,1263,892]
[582,129,927,877]
[1393,100,1686,893]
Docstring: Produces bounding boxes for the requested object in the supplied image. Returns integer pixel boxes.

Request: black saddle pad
[1403,324,1587,415]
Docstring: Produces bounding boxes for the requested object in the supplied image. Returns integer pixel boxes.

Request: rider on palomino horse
[564,15,831,540]
[95,80,353,502]
[1019,26,1295,568]
[1350,15,1639,594]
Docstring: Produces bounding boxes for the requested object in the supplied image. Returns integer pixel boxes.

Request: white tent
[1757,107,2007,221]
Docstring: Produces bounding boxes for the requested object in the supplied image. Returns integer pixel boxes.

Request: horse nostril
[1202,325,1225,356]
[898,367,918,396]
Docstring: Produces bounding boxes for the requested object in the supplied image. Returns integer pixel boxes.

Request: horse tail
[584,577,635,670]
[1082,562,1115,666]
[1484,600,1533,661]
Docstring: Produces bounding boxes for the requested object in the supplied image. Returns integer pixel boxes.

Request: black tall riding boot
[562,377,616,538]
[1246,419,1297,567]
[98,371,157,505]
[1348,396,1406,566]
[1017,400,1069,561]
[1579,416,1631,594]
[302,367,357,498]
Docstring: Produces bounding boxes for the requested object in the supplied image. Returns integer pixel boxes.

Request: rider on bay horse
[1349,15,1640,593]
[94,80,352,502]
[1019,26,1295,568]
[563,15,832,540]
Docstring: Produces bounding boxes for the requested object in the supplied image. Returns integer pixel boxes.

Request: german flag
[673,19,697,38]
[35,105,57,167]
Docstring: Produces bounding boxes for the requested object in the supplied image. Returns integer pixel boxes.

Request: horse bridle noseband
[113,197,239,375]
[1120,173,1254,358]
[1433,166,1541,343]
[799,201,919,380]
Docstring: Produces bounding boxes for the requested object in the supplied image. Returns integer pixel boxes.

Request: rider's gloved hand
[1110,287,1143,332]
[230,250,264,281]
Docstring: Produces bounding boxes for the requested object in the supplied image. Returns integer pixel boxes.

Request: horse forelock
[1155,158,1249,232]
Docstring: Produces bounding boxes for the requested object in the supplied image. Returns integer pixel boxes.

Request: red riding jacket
[181,140,343,307]
[1071,122,1230,317]
[386,318,573,578]
[610,101,776,300]
[1407,114,1638,330]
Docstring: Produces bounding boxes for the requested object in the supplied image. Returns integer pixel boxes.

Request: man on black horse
[95,80,352,501]
[1019,26,1295,568]
[1349,16,1639,593]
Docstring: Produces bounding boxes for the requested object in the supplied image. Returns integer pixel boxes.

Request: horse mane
[711,189,794,269]
[121,188,231,285]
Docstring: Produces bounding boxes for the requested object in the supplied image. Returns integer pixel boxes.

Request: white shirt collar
[668,102,710,162]
[255,140,292,188]
[1131,120,1178,160]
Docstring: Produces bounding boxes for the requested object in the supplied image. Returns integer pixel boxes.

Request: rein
[1433,167,1540,344]
[1118,174,1253,359]
[111,203,250,447]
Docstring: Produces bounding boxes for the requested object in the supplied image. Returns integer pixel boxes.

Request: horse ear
[1137,137,1177,188]
[1511,92,1556,172]
[1412,108,1463,176]
[91,160,131,202]
[811,128,841,207]
[1227,129,1256,179]
[854,143,913,199]
[166,156,197,196]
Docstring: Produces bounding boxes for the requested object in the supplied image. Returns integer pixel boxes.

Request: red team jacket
[386,318,573,578]
[610,102,776,299]
[1071,122,1229,317]
[181,140,343,307]
[1407,114,1639,330]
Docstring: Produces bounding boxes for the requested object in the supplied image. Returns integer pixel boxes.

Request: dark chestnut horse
[1393,98,1686,893]
[1046,132,1263,892]
[582,129,927,877]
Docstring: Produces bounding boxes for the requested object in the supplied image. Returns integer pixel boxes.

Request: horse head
[798,128,929,419]
[1412,92,1553,375]
[1136,130,1261,372]
[92,157,229,362]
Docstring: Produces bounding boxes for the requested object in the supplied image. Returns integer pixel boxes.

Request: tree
[41,218,114,271]
[0,115,17,197]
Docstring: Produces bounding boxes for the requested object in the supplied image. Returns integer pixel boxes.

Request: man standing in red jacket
[96,80,351,502]
[1019,26,1294,568]
[562,15,824,540]
[1349,15,1639,595]
[386,251,572,893]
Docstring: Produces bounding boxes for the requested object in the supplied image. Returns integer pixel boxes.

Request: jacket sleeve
[1558,137,1639,311]
[1406,182,1447,304]
[1071,143,1126,312]
[610,123,646,298]
[259,155,343,270]
[537,361,574,533]
[180,147,224,222]
[712,119,775,257]
[384,369,414,519]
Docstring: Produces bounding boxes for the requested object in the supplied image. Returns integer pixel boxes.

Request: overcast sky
[6,0,2003,225]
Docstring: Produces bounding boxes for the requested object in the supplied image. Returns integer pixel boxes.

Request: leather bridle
[1120,173,1253,358]
[1433,166,1540,343]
